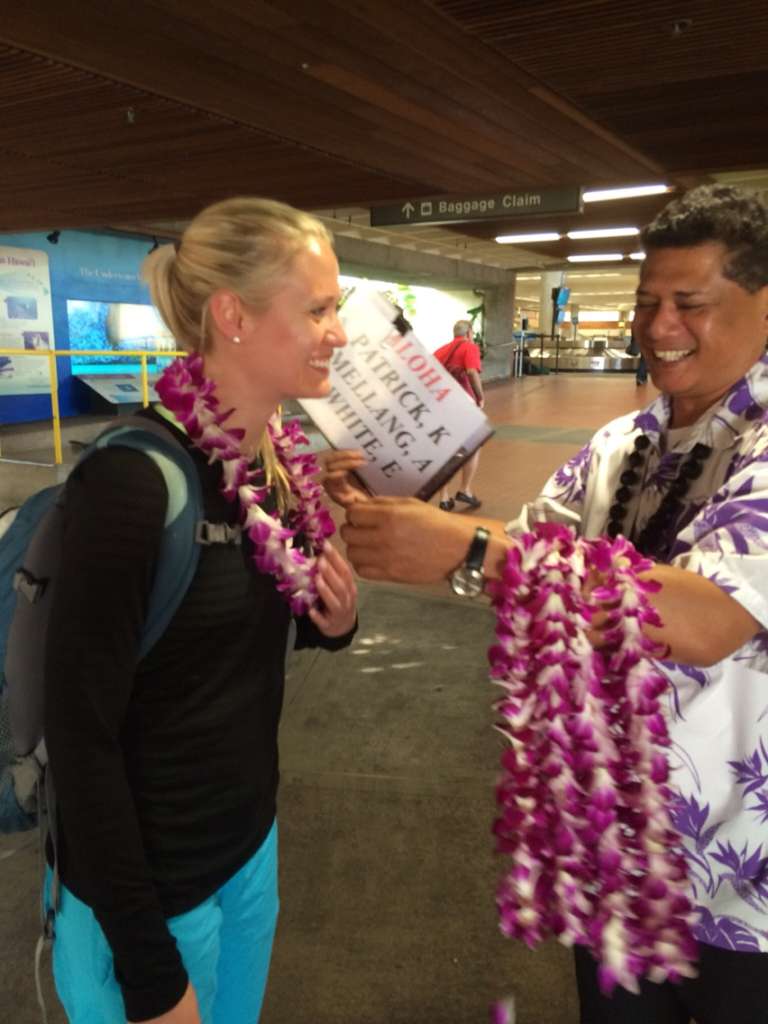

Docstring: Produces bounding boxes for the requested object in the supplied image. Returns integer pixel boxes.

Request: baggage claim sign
[370,186,582,226]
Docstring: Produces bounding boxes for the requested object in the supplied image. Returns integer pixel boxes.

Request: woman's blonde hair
[142,197,333,505]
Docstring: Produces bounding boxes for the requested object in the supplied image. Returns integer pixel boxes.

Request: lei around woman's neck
[156,354,335,613]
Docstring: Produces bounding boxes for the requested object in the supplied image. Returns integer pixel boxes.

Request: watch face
[450,566,484,598]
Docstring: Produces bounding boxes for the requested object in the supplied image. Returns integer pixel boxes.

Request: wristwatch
[450,527,490,597]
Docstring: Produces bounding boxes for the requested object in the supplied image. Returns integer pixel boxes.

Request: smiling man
[635,198,768,427]
[333,186,768,1023]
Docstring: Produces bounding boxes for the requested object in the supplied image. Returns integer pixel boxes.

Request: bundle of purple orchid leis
[487,522,697,1003]
[156,354,335,615]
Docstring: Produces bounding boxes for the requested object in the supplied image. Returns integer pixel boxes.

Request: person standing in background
[434,319,485,511]
[627,327,648,385]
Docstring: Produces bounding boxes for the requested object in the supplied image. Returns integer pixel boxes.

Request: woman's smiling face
[239,238,346,403]
[634,241,768,425]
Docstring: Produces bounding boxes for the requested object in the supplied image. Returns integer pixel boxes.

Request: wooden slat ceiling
[0,0,657,235]
[434,0,768,176]
[0,0,764,278]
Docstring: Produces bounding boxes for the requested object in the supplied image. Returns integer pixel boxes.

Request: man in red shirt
[434,320,485,510]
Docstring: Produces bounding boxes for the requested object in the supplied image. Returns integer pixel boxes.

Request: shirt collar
[631,354,768,453]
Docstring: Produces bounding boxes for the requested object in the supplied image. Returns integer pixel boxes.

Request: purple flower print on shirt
[710,841,768,913]
[670,663,709,689]
[695,908,762,952]
[633,409,664,436]
[747,632,768,660]
[724,437,768,485]
[670,793,722,853]
[725,378,764,422]
[551,443,592,504]
[748,790,768,825]
[729,740,768,798]
[669,793,722,895]
[699,570,739,597]
[685,482,768,556]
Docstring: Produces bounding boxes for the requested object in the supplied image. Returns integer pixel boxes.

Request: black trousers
[574,942,768,1023]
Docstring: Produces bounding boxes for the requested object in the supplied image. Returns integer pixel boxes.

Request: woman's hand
[309,541,358,637]
[322,449,369,508]
[130,983,201,1024]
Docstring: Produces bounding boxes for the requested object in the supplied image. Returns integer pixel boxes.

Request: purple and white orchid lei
[488,522,697,998]
[156,354,335,615]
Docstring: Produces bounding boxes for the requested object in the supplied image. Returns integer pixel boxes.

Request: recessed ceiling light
[629,251,646,260]
[567,253,624,262]
[582,184,672,203]
[496,232,561,244]
[567,227,639,239]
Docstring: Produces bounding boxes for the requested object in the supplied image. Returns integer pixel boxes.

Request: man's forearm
[640,563,760,667]
[481,530,761,668]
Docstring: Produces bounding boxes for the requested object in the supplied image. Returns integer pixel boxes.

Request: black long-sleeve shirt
[43,411,353,1021]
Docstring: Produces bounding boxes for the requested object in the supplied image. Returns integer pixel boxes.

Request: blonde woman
[43,198,358,1024]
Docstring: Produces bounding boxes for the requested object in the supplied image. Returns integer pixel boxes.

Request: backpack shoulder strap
[440,339,464,369]
[88,417,204,656]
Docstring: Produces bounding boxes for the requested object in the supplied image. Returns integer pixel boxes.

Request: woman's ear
[208,289,244,342]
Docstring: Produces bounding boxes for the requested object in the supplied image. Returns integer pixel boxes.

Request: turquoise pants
[46,821,279,1024]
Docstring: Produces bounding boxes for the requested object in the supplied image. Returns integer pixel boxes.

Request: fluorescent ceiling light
[567,253,624,263]
[629,251,646,260]
[580,310,621,321]
[496,232,561,244]
[583,184,671,203]
[567,227,639,239]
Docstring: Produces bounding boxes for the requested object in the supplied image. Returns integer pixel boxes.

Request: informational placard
[77,373,161,406]
[299,291,493,499]
[0,246,56,395]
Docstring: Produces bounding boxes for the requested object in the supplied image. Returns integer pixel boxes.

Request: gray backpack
[0,418,209,1023]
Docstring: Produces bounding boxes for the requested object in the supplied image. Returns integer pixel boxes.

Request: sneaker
[439,498,455,512]
[455,491,481,510]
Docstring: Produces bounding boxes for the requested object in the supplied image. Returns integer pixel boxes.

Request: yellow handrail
[0,348,185,466]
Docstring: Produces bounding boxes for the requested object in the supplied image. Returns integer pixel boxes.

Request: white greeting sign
[0,246,56,396]
[299,291,493,499]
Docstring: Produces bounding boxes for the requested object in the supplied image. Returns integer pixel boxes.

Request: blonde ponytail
[142,244,191,348]
[141,197,332,509]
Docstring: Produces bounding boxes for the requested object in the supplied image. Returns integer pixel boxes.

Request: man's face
[634,242,768,424]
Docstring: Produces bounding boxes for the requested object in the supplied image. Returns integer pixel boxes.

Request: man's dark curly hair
[640,185,768,293]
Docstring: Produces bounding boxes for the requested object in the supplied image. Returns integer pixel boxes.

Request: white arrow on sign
[401,201,415,219]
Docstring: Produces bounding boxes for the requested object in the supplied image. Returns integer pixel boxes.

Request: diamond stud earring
[231,335,241,344]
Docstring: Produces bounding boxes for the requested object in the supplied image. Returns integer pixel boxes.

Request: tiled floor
[440,372,657,526]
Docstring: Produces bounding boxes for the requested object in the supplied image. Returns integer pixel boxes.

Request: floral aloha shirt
[509,353,768,954]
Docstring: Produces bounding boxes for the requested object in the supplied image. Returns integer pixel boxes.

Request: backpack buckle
[195,521,242,546]
[12,568,46,603]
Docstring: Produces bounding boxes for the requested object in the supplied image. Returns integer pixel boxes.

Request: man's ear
[208,289,244,341]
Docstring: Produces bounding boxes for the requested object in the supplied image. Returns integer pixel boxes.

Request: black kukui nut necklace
[606,436,712,558]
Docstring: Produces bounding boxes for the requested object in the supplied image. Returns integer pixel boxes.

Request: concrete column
[483,278,516,379]
[618,305,633,342]
[539,270,566,338]
[570,303,579,341]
